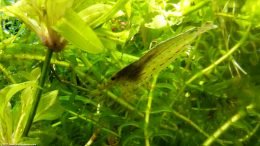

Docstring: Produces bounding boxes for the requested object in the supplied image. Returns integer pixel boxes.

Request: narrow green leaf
[54,9,104,54]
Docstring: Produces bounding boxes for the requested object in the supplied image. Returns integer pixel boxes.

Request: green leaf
[89,0,129,28]
[0,81,35,115]
[0,1,41,35]
[0,81,36,144]
[14,86,36,142]
[0,99,12,144]
[95,28,130,44]
[78,3,112,25]
[54,9,104,54]
[34,90,63,122]
[242,0,260,26]
[45,0,74,24]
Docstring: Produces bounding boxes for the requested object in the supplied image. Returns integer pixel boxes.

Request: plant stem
[0,63,16,83]
[202,106,249,146]
[144,75,158,146]
[0,53,71,67]
[186,25,250,84]
[23,48,53,136]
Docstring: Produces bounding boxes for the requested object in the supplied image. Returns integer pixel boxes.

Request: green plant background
[0,0,259,146]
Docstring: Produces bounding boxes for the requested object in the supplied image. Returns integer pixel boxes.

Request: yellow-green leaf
[34,90,63,122]
[54,9,105,54]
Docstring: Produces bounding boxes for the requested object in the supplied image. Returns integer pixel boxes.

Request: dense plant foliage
[0,0,259,146]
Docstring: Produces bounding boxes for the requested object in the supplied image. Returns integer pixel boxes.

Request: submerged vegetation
[0,0,259,145]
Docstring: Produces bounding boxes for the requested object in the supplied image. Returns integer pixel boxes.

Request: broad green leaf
[34,90,63,122]
[78,4,112,25]
[0,101,12,143]
[78,3,124,27]
[0,81,36,144]
[0,1,42,36]
[13,86,36,143]
[242,0,260,15]
[0,81,35,115]
[242,0,260,26]
[89,0,128,28]
[54,9,104,54]
[95,28,130,44]
[45,0,74,25]
[125,1,132,18]
[0,0,75,51]
[18,67,41,81]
